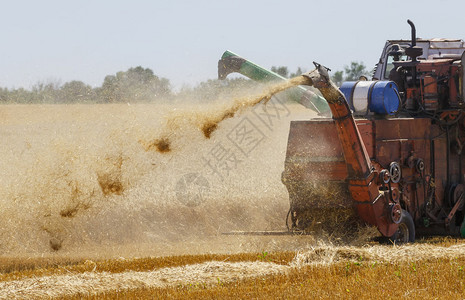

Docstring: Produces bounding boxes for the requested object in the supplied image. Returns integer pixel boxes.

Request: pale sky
[0,0,462,90]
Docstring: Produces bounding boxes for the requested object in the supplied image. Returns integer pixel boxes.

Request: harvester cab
[219,20,465,243]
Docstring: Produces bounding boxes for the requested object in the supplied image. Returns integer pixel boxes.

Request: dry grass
[76,259,465,299]
[1,238,465,299]
[0,251,295,282]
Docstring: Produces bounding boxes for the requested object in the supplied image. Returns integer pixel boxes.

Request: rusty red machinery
[219,20,465,242]
[283,20,465,242]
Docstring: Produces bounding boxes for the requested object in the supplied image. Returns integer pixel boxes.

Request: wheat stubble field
[1,96,465,299]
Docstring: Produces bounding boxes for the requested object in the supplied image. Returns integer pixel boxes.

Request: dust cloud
[140,76,311,153]
[0,79,318,257]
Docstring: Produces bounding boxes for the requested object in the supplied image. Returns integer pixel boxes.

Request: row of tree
[270,62,370,87]
[0,62,369,104]
[0,66,171,104]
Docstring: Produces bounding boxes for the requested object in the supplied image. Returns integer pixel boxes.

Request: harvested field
[1,239,465,299]
[1,91,465,298]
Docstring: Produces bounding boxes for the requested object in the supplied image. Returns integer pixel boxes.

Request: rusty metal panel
[374,118,432,168]
[355,120,374,158]
[284,119,377,182]
[434,137,447,205]
[286,120,343,158]
[375,118,431,140]
[375,140,401,167]
[284,120,347,182]
[284,160,347,182]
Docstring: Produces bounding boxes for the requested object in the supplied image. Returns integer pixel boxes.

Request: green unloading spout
[218,50,330,114]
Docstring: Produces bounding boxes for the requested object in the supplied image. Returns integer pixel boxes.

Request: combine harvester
[219,20,465,243]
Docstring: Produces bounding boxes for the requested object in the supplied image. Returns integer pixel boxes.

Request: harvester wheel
[390,209,415,243]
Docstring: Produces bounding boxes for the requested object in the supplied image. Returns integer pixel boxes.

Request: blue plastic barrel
[339,81,357,111]
[370,81,400,115]
[339,81,400,115]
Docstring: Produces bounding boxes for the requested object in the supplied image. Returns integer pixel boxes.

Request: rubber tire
[390,209,415,243]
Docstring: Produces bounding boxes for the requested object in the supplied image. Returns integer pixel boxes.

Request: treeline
[0,61,370,104]
[0,66,259,104]
[0,66,171,104]
[270,62,370,87]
